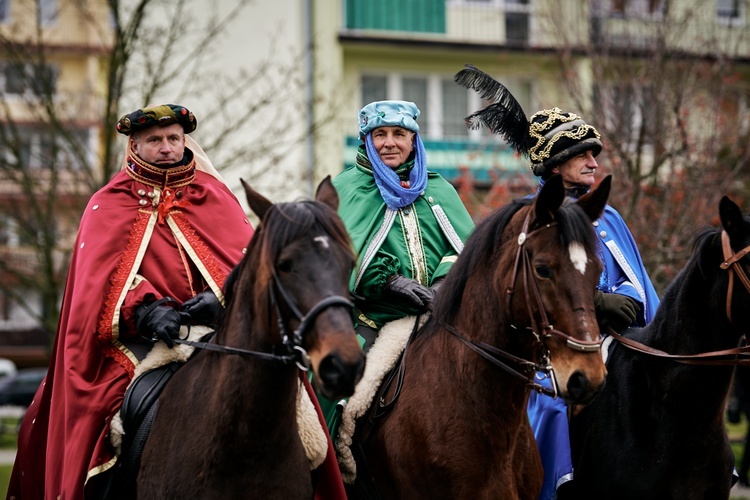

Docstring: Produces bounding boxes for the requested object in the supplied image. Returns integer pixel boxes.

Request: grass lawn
[0,416,18,496]
[0,464,10,497]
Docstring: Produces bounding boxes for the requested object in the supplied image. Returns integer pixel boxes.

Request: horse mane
[434,196,599,324]
[658,225,726,314]
[220,199,354,338]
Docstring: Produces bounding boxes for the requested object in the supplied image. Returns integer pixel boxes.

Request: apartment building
[0,0,112,366]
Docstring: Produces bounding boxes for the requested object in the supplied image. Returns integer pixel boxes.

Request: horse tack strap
[720,230,750,324]
[607,328,750,366]
[436,316,557,397]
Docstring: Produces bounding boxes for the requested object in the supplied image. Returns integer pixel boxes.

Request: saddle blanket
[336,315,427,484]
[110,325,329,470]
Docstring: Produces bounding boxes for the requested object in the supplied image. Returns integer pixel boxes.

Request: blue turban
[358,100,420,139]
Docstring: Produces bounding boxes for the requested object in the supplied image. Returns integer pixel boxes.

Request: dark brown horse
[346,175,611,499]
[563,196,750,499]
[136,177,365,498]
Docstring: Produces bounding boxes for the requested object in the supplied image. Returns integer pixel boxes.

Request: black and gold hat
[527,108,602,177]
[454,65,602,178]
[116,104,197,136]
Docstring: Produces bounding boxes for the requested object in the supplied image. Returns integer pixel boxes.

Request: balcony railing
[342,0,534,47]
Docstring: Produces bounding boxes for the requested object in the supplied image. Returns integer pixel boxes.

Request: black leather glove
[594,290,640,333]
[135,300,181,348]
[384,275,434,310]
[182,290,223,327]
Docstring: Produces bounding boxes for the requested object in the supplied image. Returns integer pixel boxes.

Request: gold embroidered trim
[98,210,154,377]
[399,205,428,285]
[124,153,196,189]
[357,312,377,329]
[528,107,601,164]
[169,212,227,303]
[85,455,117,485]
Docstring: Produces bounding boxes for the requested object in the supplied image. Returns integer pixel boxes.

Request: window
[402,77,428,135]
[362,76,387,106]
[0,0,9,23]
[596,82,659,147]
[442,79,469,137]
[606,0,664,19]
[717,0,745,25]
[0,62,58,98]
[505,0,530,44]
[0,127,88,170]
[38,0,57,25]
[359,72,532,141]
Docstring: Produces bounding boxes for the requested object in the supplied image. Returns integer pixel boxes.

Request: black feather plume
[453,64,531,156]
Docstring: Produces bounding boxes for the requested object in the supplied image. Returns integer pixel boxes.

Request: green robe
[318,156,475,439]
[333,161,475,329]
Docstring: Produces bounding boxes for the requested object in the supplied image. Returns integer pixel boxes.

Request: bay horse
[563,196,750,499]
[136,177,365,498]
[346,174,611,499]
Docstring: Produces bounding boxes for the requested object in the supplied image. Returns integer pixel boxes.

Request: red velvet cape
[8,169,253,499]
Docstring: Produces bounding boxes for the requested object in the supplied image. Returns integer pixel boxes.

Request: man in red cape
[7,104,255,499]
[8,103,349,500]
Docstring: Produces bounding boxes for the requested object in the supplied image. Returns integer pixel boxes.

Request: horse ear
[577,175,612,222]
[241,178,274,220]
[315,175,339,211]
[719,196,747,239]
[535,174,565,225]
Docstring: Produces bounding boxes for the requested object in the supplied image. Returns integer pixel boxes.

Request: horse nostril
[567,371,591,403]
[318,353,365,399]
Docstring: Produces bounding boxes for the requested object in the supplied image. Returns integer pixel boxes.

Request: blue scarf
[364,133,427,210]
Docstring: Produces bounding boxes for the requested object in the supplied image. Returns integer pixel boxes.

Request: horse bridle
[438,213,602,398]
[174,271,353,371]
[607,229,750,365]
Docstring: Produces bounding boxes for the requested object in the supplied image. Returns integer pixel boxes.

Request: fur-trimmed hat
[528,107,601,177]
[116,104,197,136]
[358,100,420,139]
[453,65,603,178]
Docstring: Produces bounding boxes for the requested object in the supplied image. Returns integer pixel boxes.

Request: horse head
[240,176,365,400]
[716,196,750,328]
[508,174,611,404]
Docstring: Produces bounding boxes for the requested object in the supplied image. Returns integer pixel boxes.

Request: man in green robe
[320,100,475,431]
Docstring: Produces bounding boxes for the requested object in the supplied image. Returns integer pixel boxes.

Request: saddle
[111,361,183,495]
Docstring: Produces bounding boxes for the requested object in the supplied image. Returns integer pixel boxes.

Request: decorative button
[242,248,247,254]
[175,190,183,199]
[593,221,599,227]
[92,205,98,210]
[80,243,85,249]
[428,196,434,203]
[147,192,155,198]
[599,231,607,238]
[139,199,148,206]
[137,189,146,196]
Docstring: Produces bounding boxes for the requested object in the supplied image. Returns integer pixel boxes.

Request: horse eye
[277,259,293,273]
[535,265,552,279]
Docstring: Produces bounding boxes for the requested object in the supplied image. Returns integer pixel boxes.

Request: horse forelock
[553,202,598,255]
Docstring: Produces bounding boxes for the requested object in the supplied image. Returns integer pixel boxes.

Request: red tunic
[8,157,253,499]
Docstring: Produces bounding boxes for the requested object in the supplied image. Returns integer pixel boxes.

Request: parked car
[0,358,17,379]
[0,368,47,407]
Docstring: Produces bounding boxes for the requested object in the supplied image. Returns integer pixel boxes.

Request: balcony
[341,0,534,48]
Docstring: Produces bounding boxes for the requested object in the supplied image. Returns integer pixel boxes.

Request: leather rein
[437,213,602,398]
[174,272,353,371]
[607,230,750,366]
